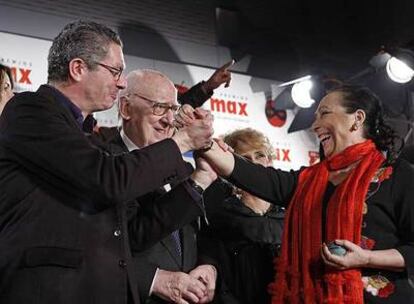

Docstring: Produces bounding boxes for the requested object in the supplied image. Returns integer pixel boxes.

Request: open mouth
[319,134,331,149]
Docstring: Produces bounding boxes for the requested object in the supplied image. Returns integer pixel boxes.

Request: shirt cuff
[149,267,160,296]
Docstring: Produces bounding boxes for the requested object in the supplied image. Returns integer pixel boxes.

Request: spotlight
[366,48,414,84]
[386,56,414,83]
[291,79,315,108]
[279,75,316,108]
[272,75,337,133]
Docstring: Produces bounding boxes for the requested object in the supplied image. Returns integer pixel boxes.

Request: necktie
[171,230,182,256]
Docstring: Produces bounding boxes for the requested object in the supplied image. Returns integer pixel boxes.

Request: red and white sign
[0,32,50,92]
[0,32,318,170]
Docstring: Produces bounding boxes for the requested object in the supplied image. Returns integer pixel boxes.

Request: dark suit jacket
[97,130,201,304]
[0,85,204,304]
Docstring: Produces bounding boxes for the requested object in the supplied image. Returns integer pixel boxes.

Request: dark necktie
[171,229,182,257]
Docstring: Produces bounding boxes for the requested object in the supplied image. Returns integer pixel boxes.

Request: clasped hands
[174,104,231,152]
[152,265,217,304]
[172,105,214,154]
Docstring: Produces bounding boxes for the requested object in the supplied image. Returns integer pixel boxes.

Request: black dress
[227,155,414,303]
[201,180,285,304]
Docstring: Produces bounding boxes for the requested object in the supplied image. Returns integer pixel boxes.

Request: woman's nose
[311,118,319,133]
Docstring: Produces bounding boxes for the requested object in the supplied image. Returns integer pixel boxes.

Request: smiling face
[120,70,178,148]
[312,91,367,158]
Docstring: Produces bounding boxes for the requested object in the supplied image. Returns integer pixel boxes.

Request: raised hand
[174,104,196,129]
[203,60,235,91]
[172,107,214,153]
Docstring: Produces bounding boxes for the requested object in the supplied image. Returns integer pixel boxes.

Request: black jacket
[96,129,207,303]
[0,85,204,304]
[200,180,284,304]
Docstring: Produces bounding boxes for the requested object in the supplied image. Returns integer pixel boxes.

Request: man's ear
[68,58,87,82]
[119,97,131,120]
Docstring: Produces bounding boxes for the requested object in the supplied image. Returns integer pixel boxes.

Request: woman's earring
[351,123,358,131]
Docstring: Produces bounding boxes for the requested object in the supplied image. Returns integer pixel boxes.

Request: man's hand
[152,269,208,303]
[189,265,217,303]
[172,106,214,153]
[174,104,196,129]
[203,60,234,92]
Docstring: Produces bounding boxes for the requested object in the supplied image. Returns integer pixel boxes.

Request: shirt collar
[44,85,83,124]
[120,128,140,151]
[42,85,97,133]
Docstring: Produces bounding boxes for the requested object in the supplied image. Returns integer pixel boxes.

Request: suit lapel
[181,224,195,271]
[107,131,129,154]
[107,132,186,269]
[160,234,182,269]
[139,184,183,268]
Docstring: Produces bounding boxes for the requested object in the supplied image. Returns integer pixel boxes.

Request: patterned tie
[171,230,182,257]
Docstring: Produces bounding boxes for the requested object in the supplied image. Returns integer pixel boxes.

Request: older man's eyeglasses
[128,93,181,116]
[94,61,123,81]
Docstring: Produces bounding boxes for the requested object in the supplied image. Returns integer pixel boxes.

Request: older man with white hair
[98,69,218,304]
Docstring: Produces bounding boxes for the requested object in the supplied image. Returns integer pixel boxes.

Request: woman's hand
[191,156,218,190]
[321,239,371,270]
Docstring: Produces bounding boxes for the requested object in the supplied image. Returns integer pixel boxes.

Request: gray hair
[47,20,122,83]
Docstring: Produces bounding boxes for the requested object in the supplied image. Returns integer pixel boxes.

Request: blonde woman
[201,128,284,304]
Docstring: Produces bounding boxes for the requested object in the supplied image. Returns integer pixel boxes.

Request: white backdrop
[0,32,318,170]
[0,32,49,92]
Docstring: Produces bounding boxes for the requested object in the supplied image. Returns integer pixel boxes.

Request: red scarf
[269,140,389,303]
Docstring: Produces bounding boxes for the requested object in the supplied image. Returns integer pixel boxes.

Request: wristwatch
[188,178,204,195]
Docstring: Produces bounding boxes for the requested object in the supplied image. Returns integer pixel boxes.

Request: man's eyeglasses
[127,93,181,116]
[94,61,123,81]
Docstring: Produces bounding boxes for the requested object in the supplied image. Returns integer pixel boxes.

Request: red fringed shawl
[269,140,390,303]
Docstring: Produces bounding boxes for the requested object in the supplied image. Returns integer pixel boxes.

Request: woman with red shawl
[199,85,414,303]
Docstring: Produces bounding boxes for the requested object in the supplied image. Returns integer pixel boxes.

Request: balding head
[120,69,177,104]
[119,69,179,148]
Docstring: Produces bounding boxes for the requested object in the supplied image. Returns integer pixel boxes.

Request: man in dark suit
[0,20,215,304]
[98,69,218,304]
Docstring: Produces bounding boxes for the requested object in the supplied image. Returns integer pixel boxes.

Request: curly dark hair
[329,84,402,165]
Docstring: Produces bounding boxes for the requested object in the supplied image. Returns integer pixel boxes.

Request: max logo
[10,67,32,85]
[210,98,248,116]
[275,148,291,162]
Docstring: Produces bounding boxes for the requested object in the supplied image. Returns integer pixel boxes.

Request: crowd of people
[0,19,413,304]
